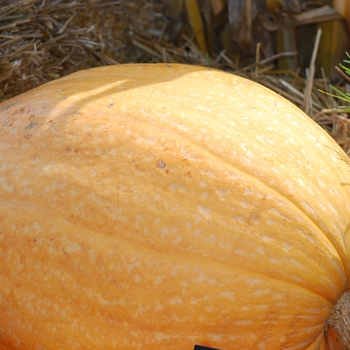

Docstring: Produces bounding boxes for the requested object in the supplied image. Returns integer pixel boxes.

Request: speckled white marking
[220,291,235,301]
[0,175,14,192]
[198,205,211,219]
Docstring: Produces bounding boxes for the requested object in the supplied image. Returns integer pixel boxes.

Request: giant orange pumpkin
[0,64,350,349]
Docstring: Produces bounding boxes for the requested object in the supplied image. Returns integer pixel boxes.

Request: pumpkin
[0,63,350,350]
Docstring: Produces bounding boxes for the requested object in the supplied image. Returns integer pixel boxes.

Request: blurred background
[1,0,350,150]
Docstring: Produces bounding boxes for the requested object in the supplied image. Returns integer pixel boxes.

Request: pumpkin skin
[0,63,350,350]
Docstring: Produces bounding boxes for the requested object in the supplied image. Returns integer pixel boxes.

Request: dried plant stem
[302,28,322,114]
[327,291,350,349]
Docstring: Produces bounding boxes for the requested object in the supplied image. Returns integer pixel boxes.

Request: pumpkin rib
[1,196,340,324]
[3,171,342,305]
[1,197,339,309]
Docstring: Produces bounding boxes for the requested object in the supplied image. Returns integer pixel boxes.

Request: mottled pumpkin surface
[0,64,350,349]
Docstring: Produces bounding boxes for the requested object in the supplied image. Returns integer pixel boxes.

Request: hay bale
[0,0,165,100]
